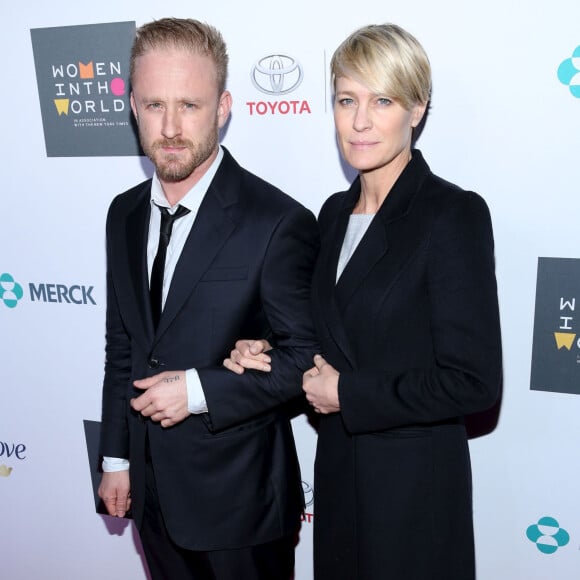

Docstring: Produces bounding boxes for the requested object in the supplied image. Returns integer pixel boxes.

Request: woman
[225,23,502,580]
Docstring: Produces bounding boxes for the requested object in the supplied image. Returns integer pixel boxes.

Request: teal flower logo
[557,46,580,98]
[0,273,24,308]
[526,516,570,554]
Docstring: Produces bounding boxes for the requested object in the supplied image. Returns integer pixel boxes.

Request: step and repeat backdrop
[2,1,580,578]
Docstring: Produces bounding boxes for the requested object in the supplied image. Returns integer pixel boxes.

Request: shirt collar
[150,146,224,213]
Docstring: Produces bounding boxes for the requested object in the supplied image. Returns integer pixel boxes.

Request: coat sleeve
[339,191,502,433]
[198,204,320,432]
[99,200,131,458]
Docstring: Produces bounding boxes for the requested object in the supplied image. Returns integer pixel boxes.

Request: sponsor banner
[530,257,580,395]
[246,53,311,116]
[30,21,141,157]
[0,438,27,478]
[0,272,97,309]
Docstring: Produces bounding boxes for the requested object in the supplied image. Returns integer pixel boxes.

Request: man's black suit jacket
[99,148,319,551]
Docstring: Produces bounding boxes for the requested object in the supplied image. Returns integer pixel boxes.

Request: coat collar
[314,150,431,367]
[338,149,431,226]
[333,149,430,304]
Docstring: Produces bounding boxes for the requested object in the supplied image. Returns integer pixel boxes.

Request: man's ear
[130,92,138,124]
[217,90,232,129]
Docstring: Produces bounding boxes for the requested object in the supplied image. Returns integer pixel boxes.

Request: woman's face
[333,75,426,177]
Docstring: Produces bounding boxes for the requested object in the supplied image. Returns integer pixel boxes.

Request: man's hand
[131,371,190,427]
[223,339,272,375]
[98,471,131,517]
[302,354,340,414]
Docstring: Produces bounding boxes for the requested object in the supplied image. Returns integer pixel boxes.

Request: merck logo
[0,272,97,308]
[526,516,570,554]
[557,46,580,98]
[0,273,23,308]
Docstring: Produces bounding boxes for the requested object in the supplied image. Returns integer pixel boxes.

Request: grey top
[336,213,375,282]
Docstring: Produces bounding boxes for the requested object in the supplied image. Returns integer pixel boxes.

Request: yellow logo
[0,465,13,477]
[554,332,576,350]
[54,99,69,115]
[79,61,94,79]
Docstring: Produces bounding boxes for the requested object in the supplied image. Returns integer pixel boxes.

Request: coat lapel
[316,150,432,368]
[314,183,359,368]
[123,185,155,347]
[334,210,388,312]
[153,149,239,341]
[335,150,430,308]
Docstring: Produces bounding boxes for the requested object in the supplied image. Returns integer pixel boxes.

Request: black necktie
[150,204,190,329]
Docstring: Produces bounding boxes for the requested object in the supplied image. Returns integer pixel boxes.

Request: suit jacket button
[148,357,160,369]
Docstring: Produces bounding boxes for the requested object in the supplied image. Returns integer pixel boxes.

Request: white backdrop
[2,1,580,578]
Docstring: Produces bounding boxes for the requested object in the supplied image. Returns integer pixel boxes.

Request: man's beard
[142,130,218,183]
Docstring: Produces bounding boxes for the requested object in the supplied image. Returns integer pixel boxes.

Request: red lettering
[246,100,312,115]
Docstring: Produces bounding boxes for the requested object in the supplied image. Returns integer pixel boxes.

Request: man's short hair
[130,17,229,94]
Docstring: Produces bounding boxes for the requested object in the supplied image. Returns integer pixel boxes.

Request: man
[97,18,319,580]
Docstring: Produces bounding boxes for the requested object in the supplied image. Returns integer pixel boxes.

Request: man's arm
[130,206,318,430]
[199,204,319,431]
[99,203,132,508]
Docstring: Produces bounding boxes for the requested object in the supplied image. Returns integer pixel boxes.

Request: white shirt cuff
[186,368,208,413]
[102,456,130,472]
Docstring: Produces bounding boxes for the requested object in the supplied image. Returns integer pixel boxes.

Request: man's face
[130,47,231,185]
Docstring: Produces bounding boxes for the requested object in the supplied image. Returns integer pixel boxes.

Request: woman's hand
[303,354,340,414]
[223,339,272,374]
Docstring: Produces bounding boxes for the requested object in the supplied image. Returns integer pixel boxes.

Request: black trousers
[140,457,296,580]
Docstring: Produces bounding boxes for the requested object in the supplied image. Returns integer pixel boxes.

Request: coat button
[148,357,160,369]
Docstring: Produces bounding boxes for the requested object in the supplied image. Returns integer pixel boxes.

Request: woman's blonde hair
[331,24,431,110]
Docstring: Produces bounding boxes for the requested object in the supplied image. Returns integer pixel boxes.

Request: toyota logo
[302,480,314,507]
[251,54,303,95]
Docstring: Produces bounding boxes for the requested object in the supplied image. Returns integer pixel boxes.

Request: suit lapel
[153,149,239,341]
[314,185,358,368]
[124,184,155,346]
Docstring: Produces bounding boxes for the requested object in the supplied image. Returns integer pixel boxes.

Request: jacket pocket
[201,266,248,282]
[372,426,433,439]
[201,414,275,439]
